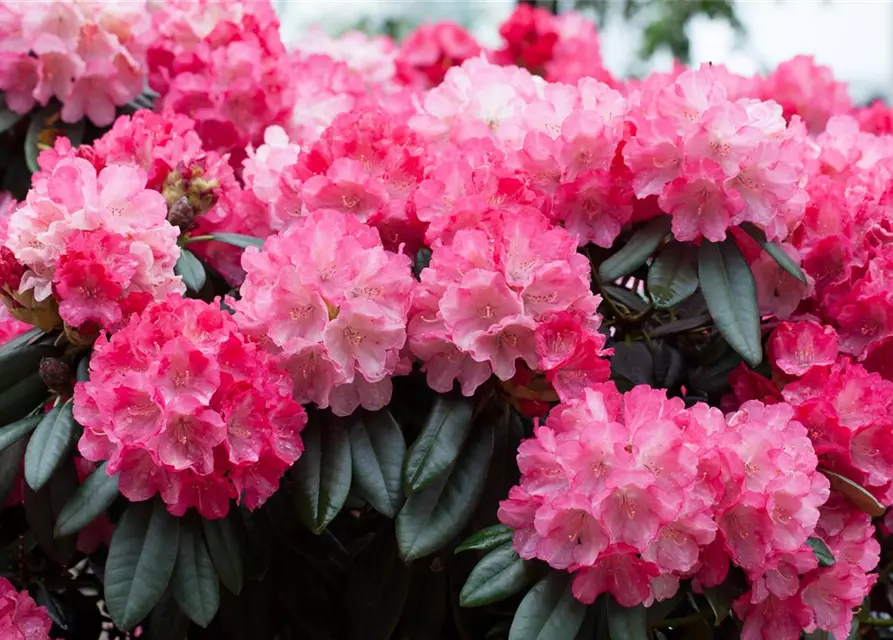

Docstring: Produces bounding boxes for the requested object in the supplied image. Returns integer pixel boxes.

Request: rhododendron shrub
[3,3,893,640]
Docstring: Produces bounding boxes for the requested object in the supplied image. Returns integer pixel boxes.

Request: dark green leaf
[175,249,206,293]
[202,512,244,595]
[648,241,699,308]
[820,469,886,517]
[610,342,654,386]
[348,409,405,518]
[648,314,711,338]
[740,222,807,283]
[0,415,41,452]
[413,247,432,278]
[0,439,26,510]
[698,239,762,366]
[0,374,48,426]
[602,284,649,313]
[293,412,352,534]
[76,354,90,382]
[460,541,534,607]
[598,217,671,282]
[703,582,736,625]
[173,518,220,627]
[456,523,514,553]
[806,537,835,568]
[508,572,587,640]
[32,583,68,630]
[25,401,78,491]
[0,94,25,134]
[55,461,119,537]
[0,343,57,391]
[346,529,412,640]
[208,233,264,249]
[396,422,494,561]
[403,394,474,493]
[607,598,647,640]
[0,327,44,357]
[25,105,85,173]
[645,591,684,627]
[24,457,77,565]
[105,499,180,630]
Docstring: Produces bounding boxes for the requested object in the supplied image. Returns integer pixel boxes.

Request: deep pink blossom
[0,577,51,640]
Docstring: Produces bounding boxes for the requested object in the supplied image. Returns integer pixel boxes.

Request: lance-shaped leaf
[607,598,647,640]
[202,512,244,596]
[508,573,587,640]
[25,401,79,491]
[648,241,698,308]
[175,249,206,293]
[698,239,762,366]
[0,343,57,391]
[348,409,405,518]
[598,217,671,282]
[173,518,220,627]
[456,524,514,554]
[741,222,807,283]
[0,374,48,426]
[293,412,352,534]
[459,541,534,607]
[403,394,474,493]
[105,500,180,630]
[208,233,264,249]
[396,422,494,561]
[55,462,119,537]
[820,469,886,517]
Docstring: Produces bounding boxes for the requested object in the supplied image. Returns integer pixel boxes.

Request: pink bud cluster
[408,208,609,399]
[496,383,877,639]
[0,577,51,640]
[0,1,152,125]
[232,209,414,417]
[74,296,307,519]
[4,157,182,331]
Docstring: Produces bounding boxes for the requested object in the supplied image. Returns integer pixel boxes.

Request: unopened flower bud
[167,196,196,230]
[39,357,72,395]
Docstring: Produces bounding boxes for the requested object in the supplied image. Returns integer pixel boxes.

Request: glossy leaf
[806,537,835,568]
[396,422,494,561]
[175,249,206,293]
[459,541,534,607]
[456,524,514,554]
[0,327,44,356]
[741,222,807,283]
[55,461,119,537]
[508,572,587,640]
[0,343,57,391]
[403,394,474,493]
[648,241,699,308]
[173,518,220,627]
[348,409,405,518]
[0,439,26,510]
[702,582,735,625]
[0,415,41,453]
[598,217,671,282]
[820,469,886,517]
[202,512,244,595]
[105,499,180,630]
[0,374,47,426]
[293,412,352,534]
[698,239,762,366]
[25,401,78,491]
[607,598,647,640]
[208,233,264,249]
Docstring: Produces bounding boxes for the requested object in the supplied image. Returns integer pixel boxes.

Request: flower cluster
[409,208,609,399]
[74,296,307,519]
[148,0,292,163]
[395,22,481,89]
[492,5,613,85]
[233,209,414,416]
[0,577,51,640]
[3,156,182,332]
[0,1,152,125]
[497,383,871,638]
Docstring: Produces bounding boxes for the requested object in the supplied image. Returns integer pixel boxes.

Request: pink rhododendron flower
[0,577,51,640]
[233,209,414,416]
[73,296,307,518]
[395,22,481,89]
[4,157,182,331]
[0,1,152,125]
[409,208,607,397]
[769,321,839,377]
[759,56,852,133]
